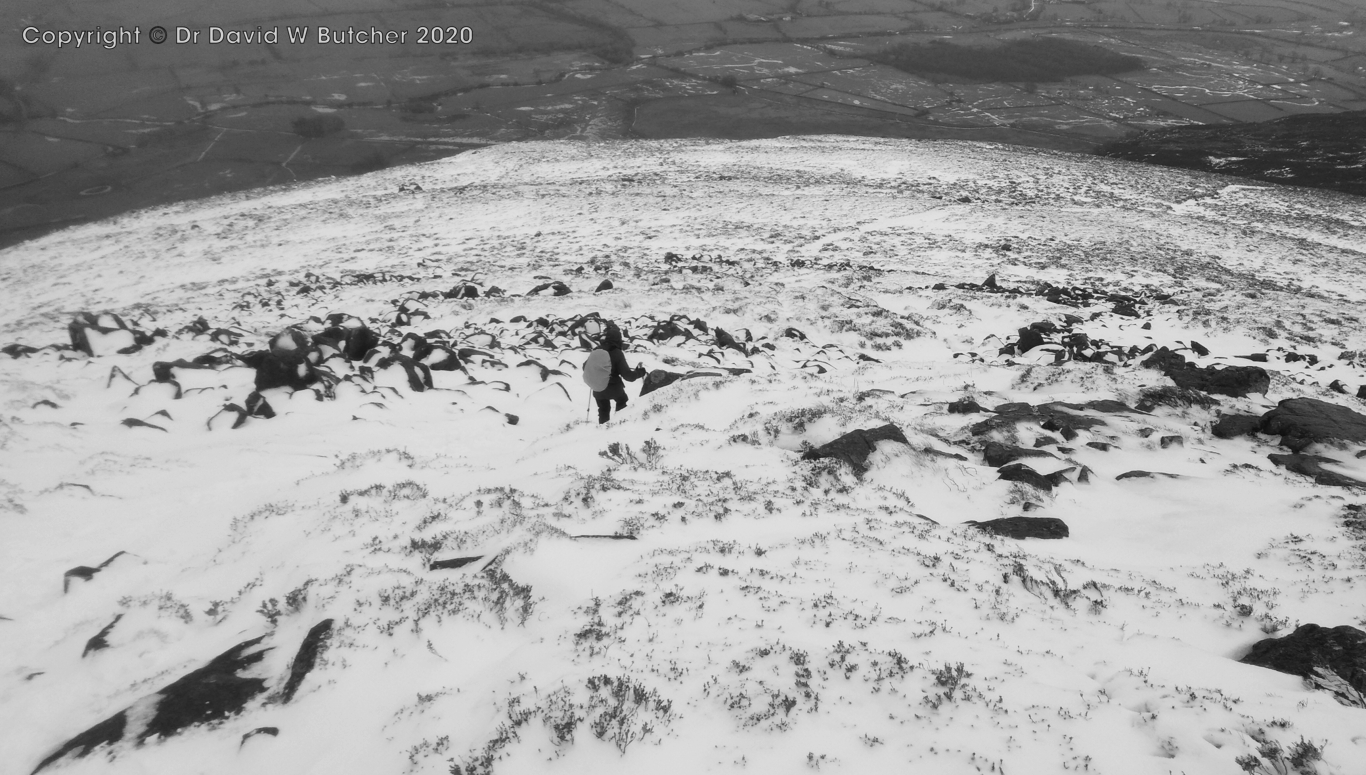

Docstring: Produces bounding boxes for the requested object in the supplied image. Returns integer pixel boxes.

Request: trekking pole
[586,389,591,423]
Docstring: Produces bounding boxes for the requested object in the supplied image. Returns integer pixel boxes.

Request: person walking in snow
[585,321,645,424]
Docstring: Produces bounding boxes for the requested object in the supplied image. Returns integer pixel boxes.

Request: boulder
[997,463,1055,493]
[1260,398,1366,452]
[1212,414,1262,439]
[1115,470,1182,480]
[1240,624,1366,699]
[801,424,910,475]
[278,619,333,703]
[595,279,614,292]
[947,397,985,414]
[241,330,321,392]
[967,517,1069,540]
[32,636,271,773]
[1268,454,1365,488]
[1016,327,1046,353]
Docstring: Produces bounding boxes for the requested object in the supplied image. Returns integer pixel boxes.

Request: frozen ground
[1,136,1364,775]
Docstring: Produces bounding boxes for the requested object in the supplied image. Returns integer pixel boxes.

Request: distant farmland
[867,38,1147,83]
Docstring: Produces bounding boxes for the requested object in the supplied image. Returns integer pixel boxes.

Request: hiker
[583,321,645,424]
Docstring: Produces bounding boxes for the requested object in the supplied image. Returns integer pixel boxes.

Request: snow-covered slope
[1,136,1365,775]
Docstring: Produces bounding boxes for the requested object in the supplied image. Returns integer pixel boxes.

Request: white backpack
[582,349,612,392]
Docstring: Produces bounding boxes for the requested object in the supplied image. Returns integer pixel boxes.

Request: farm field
[3,0,1366,248]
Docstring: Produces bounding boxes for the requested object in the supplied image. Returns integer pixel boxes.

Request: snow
[1,136,1365,775]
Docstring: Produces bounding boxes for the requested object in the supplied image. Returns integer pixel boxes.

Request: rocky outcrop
[1268,454,1365,488]
[982,442,1055,468]
[639,369,724,397]
[82,615,122,657]
[1240,624,1366,699]
[1259,398,1366,452]
[997,463,1058,492]
[1141,347,1269,397]
[967,516,1069,539]
[63,552,130,593]
[33,636,271,773]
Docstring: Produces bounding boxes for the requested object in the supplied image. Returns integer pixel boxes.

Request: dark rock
[82,615,122,657]
[1240,624,1366,697]
[646,320,691,343]
[33,637,271,773]
[714,328,745,354]
[595,279,614,292]
[241,727,279,746]
[1268,454,1365,488]
[639,369,724,397]
[1358,385,1366,400]
[1328,379,1348,394]
[782,327,807,340]
[920,447,968,462]
[1237,353,1270,363]
[982,442,1055,468]
[121,418,167,432]
[1260,398,1366,452]
[279,620,333,704]
[67,312,156,357]
[1016,327,1046,353]
[571,534,638,540]
[2,344,39,358]
[948,398,985,414]
[33,400,59,409]
[241,334,321,392]
[430,556,483,571]
[996,463,1055,493]
[1086,441,1113,452]
[63,552,128,593]
[528,280,571,296]
[967,517,1069,540]
[31,712,127,774]
[375,354,433,392]
[1115,470,1183,480]
[1159,435,1184,449]
[1212,414,1262,439]
[1190,340,1210,357]
[801,424,910,474]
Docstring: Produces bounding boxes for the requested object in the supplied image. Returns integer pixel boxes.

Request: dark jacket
[599,325,642,393]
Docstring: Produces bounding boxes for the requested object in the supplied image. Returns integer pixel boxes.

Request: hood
[602,323,623,349]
